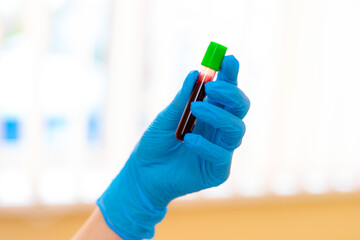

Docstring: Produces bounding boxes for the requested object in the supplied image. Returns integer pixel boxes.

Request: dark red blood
[175,71,214,141]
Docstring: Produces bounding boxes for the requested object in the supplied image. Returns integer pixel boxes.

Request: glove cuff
[97,160,167,240]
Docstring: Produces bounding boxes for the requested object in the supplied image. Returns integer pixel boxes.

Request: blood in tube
[175,41,227,142]
[175,68,215,141]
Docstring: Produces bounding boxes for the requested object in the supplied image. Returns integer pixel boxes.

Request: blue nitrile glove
[97,55,250,240]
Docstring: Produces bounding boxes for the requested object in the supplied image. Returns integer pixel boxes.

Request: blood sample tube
[175,42,227,141]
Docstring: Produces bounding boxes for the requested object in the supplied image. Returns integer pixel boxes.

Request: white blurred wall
[0,0,360,206]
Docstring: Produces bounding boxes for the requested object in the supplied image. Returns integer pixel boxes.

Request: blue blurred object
[46,117,66,129]
[97,56,250,240]
[2,118,20,142]
[88,113,101,142]
[45,117,67,148]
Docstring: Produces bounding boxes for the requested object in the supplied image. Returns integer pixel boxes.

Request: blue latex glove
[97,55,250,240]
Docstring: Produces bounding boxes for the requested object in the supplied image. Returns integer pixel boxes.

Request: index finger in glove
[217,55,240,86]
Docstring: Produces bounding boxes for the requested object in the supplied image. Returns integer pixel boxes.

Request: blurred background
[1,0,360,239]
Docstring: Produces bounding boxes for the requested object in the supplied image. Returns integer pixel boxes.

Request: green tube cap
[201,42,227,71]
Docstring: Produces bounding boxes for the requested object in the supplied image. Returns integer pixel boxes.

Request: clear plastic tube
[175,67,216,141]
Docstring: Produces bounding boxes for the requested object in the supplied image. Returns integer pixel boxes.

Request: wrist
[97,158,167,240]
[71,207,123,240]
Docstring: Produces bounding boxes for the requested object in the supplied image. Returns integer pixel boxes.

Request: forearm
[71,206,123,240]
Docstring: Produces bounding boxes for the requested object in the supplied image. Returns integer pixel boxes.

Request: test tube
[175,42,227,141]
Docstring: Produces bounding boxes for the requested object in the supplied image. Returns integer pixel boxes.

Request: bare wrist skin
[71,206,123,240]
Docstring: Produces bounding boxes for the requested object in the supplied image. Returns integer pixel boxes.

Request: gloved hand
[97,55,250,240]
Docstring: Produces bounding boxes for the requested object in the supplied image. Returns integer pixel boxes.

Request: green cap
[201,42,227,71]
